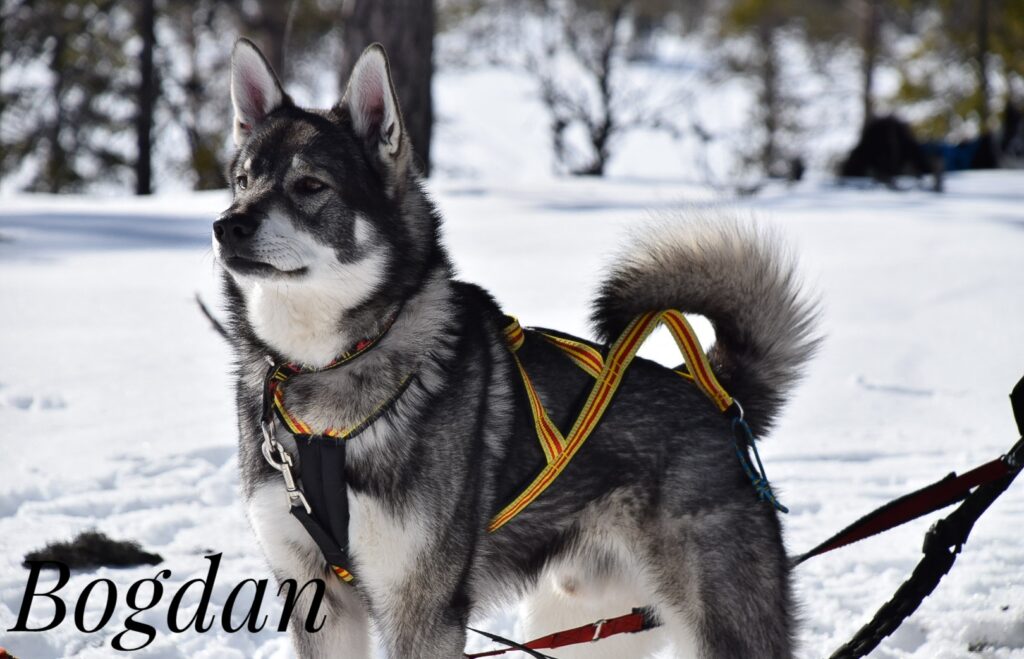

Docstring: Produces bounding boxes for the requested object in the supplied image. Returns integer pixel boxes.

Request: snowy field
[2,169,1023,658]
[2,52,1024,657]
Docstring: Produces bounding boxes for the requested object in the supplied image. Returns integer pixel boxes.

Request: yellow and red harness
[260,309,766,585]
[490,310,734,532]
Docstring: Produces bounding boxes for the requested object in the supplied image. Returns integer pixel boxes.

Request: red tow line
[465,607,659,658]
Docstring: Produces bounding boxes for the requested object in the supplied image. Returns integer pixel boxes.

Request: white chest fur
[247,449,428,604]
[347,490,429,603]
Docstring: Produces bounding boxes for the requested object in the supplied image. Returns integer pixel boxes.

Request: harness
[258,307,777,585]
[490,310,779,532]
[254,309,1024,658]
[258,312,412,584]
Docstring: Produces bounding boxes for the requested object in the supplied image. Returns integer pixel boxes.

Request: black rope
[195,293,229,340]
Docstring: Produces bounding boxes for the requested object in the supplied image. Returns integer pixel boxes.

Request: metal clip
[591,619,607,642]
[260,421,283,469]
[278,455,312,514]
[259,420,313,514]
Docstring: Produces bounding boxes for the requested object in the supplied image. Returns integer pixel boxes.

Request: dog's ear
[230,38,290,146]
[338,44,410,181]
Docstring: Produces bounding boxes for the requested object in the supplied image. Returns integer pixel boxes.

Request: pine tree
[2,0,136,193]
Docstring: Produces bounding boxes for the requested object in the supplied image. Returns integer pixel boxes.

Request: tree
[859,0,881,123]
[135,0,156,195]
[1,0,134,192]
[495,0,700,177]
[537,0,630,176]
[939,0,1024,131]
[719,0,803,177]
[338,0,436,176]
[159,1,232,190]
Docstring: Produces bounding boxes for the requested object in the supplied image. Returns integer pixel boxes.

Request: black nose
[213,213,257,245]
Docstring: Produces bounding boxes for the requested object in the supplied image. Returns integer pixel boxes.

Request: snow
[2,61,1024,659]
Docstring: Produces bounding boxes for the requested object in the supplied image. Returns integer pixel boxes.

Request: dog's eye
[235,175,248,190]
[296,177,326,194]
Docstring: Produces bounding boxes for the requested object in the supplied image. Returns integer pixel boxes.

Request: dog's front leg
[349,492,471,658]
[248,480,372,659]
[284,575,371,659]
[372,591,469,659]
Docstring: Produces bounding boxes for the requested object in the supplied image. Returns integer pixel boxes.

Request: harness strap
[465,607,660,658]
[490,311,733,532]
[793,455,1015,565]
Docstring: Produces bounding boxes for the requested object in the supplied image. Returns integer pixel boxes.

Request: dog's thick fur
[214,39,819,659]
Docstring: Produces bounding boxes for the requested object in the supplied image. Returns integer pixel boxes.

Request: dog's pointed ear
[338,44,409,173]
[231,38,290,146]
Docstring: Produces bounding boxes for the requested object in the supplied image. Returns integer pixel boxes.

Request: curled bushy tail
[590,214,821,433]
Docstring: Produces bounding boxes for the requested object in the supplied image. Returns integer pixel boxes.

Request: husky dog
[214,38,818,659]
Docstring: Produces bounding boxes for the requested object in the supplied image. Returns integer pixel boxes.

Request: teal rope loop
[731,415,789,514]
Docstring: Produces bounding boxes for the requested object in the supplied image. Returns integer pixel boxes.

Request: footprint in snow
[0,384,67,411]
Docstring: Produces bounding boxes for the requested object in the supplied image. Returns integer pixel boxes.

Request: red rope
[465,608,655,658]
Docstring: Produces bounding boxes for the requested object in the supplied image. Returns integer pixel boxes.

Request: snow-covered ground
[2,42,1024,657]
[2,169,1023,658]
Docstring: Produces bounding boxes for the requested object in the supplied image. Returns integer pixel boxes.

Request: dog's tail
[590,214,820,434]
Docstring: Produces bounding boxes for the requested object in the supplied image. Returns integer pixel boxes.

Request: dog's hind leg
[647,509,794,659]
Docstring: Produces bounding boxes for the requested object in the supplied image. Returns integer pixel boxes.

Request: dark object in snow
[840,116,942,191]
[788,157,805,183]
[1001,103,1024,164]
[922,133,999,173]
[23,530,162,569]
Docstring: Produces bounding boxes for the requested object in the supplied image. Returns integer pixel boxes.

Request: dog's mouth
[223,256,307,278]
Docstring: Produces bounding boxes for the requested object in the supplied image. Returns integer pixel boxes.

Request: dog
[213,38,819,659]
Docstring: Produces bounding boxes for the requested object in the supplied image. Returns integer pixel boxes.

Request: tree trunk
[977,0,990,130]
[0,9,6,163]
[46,33,69,193]
[339,0,435,176]
[862,0,880,126]
[182,2,225,190]
[135,0,156,195]
[582,4,623,177]
[758,22,779,175]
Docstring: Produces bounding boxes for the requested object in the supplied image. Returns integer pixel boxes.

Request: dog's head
[215,39,440,364]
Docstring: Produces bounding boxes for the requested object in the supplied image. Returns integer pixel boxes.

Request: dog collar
[260,309,406,438]
[276,309,400,375]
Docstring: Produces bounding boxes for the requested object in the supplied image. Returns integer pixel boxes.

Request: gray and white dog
[214,38,818,659]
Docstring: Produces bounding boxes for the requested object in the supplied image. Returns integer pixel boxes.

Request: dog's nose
[213,213,258,245]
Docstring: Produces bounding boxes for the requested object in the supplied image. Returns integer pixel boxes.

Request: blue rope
[731,416,789,513]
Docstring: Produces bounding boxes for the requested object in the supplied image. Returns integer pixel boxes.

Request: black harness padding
[290,439,352,569]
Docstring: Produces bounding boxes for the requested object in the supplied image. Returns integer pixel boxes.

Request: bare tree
[1,0,133,192]
[519,0,695,176]
[860,0,880,125]
[533,2,629,175]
